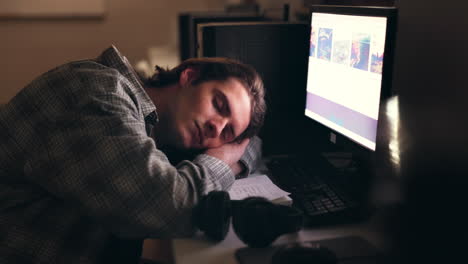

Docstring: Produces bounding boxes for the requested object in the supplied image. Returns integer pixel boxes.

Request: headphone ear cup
[232,197,304,248]
[232,197,277,248]
[193,191,232,241]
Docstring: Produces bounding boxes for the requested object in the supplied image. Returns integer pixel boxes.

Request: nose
[204,117,228,139]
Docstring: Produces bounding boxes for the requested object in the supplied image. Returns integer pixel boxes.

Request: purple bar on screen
[306,93,378,141]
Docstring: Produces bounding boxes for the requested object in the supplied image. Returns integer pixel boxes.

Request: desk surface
[143,98,402,264]
[170,209,390,264]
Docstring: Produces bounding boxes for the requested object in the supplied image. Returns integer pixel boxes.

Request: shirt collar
[97,45,158,120]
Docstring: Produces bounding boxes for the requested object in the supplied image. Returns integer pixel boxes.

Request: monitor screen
[305,6,397,151]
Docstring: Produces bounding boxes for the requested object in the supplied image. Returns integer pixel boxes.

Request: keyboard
[265,155,364,226]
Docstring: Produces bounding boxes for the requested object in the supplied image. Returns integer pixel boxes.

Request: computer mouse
[271,241,338,264]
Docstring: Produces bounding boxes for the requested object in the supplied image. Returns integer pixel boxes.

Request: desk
[142,93,401,264]
[141,202,394,264]
[167,208,391,264]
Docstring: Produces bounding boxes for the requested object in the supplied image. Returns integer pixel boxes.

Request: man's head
[144,57,266,150]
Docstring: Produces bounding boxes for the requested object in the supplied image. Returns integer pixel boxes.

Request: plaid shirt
[0,46,262,264]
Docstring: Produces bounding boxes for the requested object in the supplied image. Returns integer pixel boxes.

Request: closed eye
[213,91,230,116]
[213,89,236,142]
[213,96,223,113]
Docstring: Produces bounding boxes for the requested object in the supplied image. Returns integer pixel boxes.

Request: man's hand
[204,138,250,167]
[229,162,246,176]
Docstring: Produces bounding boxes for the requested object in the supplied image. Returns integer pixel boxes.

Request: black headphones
[193,191,304,248]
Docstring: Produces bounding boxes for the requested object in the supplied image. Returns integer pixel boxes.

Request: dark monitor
[305,5,397,155]
[178,11,267,61]
[197,22,310,155]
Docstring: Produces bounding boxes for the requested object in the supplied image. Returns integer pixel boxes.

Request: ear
[179,67,198,86]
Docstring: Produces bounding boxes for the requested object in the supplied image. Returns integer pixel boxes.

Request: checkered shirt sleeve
[0,46,248,263]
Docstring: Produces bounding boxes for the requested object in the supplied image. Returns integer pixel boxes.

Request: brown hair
[144,57,266,141]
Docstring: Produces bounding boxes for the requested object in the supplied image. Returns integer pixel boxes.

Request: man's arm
[203,138,249,173]
[21,65,235,239]
[238,136,263,177]
[203,136,262,178]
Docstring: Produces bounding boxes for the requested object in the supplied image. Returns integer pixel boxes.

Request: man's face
[169,77,251,150]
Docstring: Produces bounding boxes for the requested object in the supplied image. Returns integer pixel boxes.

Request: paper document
[228,174,290,201]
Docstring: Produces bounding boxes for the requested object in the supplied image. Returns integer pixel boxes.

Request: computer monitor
[197,21,310,155]
[178,11,267,61]
[305,5,397,152]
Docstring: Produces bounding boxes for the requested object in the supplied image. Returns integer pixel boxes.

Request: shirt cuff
[238,136,263,177]
[193,154,235,194]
